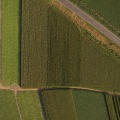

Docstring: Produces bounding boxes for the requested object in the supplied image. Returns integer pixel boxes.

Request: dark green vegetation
[105,94,120,120]
[17,91,43,120]
[2,0,20,85]
[69,0,120,37]
[72,90,109,120]
[21,0,49,87]
[21,0,120,93]
[47,7,81,86]
[0,90,20,120]
[41,90,78,120]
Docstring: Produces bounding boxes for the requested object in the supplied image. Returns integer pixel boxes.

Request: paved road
[58,0,120,46]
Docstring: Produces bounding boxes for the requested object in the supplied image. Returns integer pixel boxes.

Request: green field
[69,0,120,37]
[2,0,20,85]
[72,90,109,120]
[21,0,49,87]
[41,89,78,120]
[0,90,20,120]
[21,0,120,93]
[47,7,81,86]
[17,91,43,120]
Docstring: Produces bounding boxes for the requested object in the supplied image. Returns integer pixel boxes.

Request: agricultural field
[21,0,120,93]
[105,94,118,120]
[21,0,50,87]
[40,89,78,120]
[0,90,20,120]
[17,91,43,120]
[72,90,109,120]
[47,7,81,86]
[69,0,120,37]
[2,0,20,85]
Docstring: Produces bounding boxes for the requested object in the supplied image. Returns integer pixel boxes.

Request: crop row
[112,95,120,120]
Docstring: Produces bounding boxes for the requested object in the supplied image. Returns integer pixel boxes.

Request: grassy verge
[0,90,20,120]
[69,0,120,37]
[40,89,78,120]
[72,90,109,120]
[0,0,1,82]
[17,91,43,120]
[2,0,20,86]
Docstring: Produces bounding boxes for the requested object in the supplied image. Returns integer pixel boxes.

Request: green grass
[69,0,120,37]
[17,91,43,120]
[0,90,20,120]
[72,90,109,120]
[2,0,20,85]
[21,0,50,87]
[41,89,78,120]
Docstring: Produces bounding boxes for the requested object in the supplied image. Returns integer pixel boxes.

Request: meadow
[69,0,120,37]
[2,0,20,85]
[17,91,43,120]
[40,89,78,120]
[0,90,20,120]
[72,90,109,120]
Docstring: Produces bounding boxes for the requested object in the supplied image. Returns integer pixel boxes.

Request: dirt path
[0,84,38,92]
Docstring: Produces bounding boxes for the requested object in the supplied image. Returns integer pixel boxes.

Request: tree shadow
[37,89,48,120]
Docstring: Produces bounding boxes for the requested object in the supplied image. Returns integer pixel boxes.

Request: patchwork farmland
[1,0,120,119]
[40,89,78,120]
[40,89,118,120]
[21,0,120,94]
[69,0,120,37]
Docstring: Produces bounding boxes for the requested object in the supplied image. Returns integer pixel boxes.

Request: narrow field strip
[112,95,120,120]
[2,0,20,85]
[14,91,23,120]
[0,0,2,82]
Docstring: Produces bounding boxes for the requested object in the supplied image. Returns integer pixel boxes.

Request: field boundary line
[70,90,79,120]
